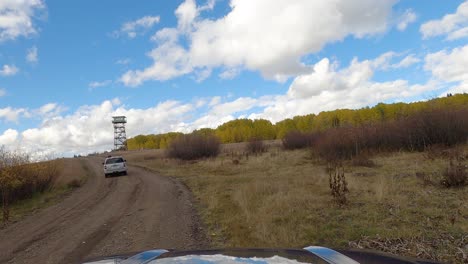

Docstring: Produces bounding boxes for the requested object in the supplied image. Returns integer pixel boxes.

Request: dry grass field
[127,143,468,263]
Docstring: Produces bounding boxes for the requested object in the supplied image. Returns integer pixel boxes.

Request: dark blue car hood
[82,246,440,264]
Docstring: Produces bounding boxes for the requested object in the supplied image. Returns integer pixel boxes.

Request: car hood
[82,246,440,264]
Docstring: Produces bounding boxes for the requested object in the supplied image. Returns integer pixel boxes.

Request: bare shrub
[316,128,358,161]
[246,138,267,155]
[313,107,468,161]
[327,163,348,205]
[441,160,467,187]
[282,131,313,150]
[167,133,221,160]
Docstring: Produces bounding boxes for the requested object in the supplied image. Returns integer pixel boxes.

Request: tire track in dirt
[1,159,118,263]
[61,176,143,263]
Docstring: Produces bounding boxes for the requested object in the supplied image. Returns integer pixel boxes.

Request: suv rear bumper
[104,168,127,174]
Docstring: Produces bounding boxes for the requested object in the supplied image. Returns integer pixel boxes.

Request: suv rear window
[105,158,124,164]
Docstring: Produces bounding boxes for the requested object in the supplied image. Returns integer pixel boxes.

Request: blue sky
[0,0,467,156]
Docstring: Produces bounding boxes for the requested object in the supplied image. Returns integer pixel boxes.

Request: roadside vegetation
[127,93,468,150]
[0,148,87,224]
[167,133,220,160]
[129,145,467,263]
[125,95,468,263]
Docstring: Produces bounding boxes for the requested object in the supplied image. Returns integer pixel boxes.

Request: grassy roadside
[0,185,73,224]
[1,158,90,225]
[128,145,468,263]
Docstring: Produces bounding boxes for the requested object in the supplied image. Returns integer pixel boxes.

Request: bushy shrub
[315,128,357,161]
[246,138,267,154]
[282,131,314,150]
[0,148,60,222]
[167,133,221,160]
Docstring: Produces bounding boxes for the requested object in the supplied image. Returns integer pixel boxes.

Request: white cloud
[35,102,66,118]
[0,88,5,97]
[391,54,420,69]
[38,103,56,114]
[120,30,192,85]
[0,107,27,122]
[89,80,112,89]
[26,46,38,63]
[397,9,417,31]
[0,64,19,76]
[0,129,18,146]
[0,0,45,42]
[0,46,446,156]
[116,58,131,65]
[2,99,194,156]
[246,53,436,122]
[219,68,241,80]
[121,0,397,86]
[420,1,468,40]
[424,44,468,94]
[115,15,160,38]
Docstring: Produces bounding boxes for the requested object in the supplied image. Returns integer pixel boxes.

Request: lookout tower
[112,116,127,151]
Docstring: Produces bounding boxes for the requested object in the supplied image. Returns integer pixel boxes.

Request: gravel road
[0,157,208,264]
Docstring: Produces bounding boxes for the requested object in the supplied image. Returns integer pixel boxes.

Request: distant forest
[126,93,468,150]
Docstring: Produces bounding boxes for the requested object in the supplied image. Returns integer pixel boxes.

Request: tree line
[127,93,468,150]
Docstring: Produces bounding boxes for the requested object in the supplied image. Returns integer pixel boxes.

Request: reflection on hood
[150,254,309,264]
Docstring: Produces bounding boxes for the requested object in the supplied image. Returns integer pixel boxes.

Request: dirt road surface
[0,157,208,264]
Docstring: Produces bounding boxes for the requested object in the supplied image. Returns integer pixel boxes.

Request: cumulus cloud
[0,64,19,76]
[424,44,468,94]
[420,1,468,40]
[0,129,18,146]
[397,9,417,31]
[245,53,436,122]
[1,99,194,156]
[26,46,38,63]
[0,0,45,42]
[121,0,397,86]
[114,15,160,38]
[0,107,27,122]
[4,41,463,157]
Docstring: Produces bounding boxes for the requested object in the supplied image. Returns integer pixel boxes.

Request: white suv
[103,156,127,177]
